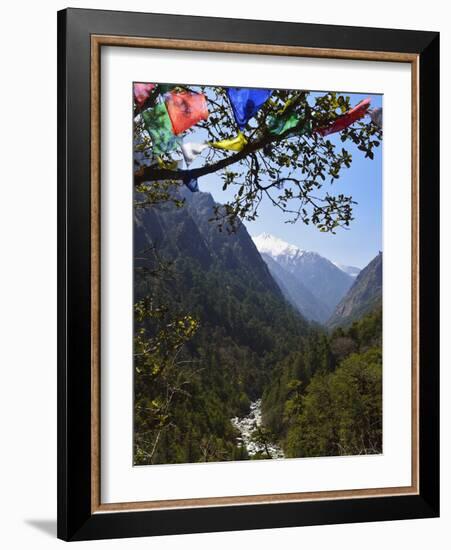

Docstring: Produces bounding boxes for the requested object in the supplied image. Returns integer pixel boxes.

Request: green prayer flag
[158,83,175,94]
[267,113,312,136]
[267,113,298,135]
[142,102,179,155]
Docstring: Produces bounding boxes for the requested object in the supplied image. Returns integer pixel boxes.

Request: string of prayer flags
[165,91,209,135]
[209,131,248,152]
[142,102,180,155]
[316,98,371,137]
[226,88,272,129]
[369,107,383,128]
[181,142,208,166]
[133,83,156,108]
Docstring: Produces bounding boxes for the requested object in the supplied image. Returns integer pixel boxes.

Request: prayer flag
[267,112,300,135]
[133,83,156,108]
[141,102,179,155]
[185,177,199,192]
[226,88,272,129]
[210,132,248,152]
[267,113,312,137]
[316,98,371,137]
[158,84,175,94]
[165,91,209,135]
[181,142,208,166]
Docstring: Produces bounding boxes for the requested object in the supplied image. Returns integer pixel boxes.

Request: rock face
[253,233,354,322]
[327,252,382,329]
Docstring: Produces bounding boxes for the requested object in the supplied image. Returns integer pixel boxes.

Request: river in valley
[231,399,285,459]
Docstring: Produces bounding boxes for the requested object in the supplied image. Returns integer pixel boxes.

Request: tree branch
[134,94,311,186]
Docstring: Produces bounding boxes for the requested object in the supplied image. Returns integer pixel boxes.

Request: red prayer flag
[165,91,209,135]
[317,98,371,137]
[134,83,156,108]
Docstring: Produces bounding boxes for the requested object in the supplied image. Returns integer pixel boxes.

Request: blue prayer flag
[185,177,199,192]
[226,88,272,129]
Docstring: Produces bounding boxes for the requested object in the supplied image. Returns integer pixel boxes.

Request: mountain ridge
[327,252,382,329]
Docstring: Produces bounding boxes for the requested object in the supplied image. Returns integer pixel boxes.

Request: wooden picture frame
[57,8,439,541]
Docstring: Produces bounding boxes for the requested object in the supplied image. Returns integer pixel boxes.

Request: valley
[134,189,383,465]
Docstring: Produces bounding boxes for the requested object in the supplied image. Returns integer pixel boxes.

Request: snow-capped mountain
[252,233,354,321]
[252,233,305,262]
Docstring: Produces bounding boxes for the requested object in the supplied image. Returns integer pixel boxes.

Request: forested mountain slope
[327,252,382,329]
[134,189,309,464]
[262,307,382,457]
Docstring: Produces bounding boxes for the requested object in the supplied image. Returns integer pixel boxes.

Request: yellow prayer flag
[209,132,248,152]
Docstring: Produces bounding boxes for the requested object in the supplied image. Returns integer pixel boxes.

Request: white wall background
[0,1,448,547]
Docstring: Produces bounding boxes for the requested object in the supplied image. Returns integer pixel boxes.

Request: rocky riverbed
[231,399,285,459]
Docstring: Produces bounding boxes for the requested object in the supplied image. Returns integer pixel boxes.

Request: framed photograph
[57,8,439,541]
